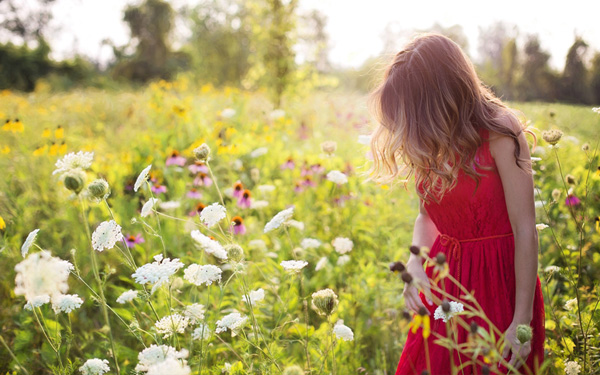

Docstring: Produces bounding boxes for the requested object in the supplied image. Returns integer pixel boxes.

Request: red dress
[395,128,545,375]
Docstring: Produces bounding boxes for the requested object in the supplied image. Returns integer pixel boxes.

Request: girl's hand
[501,320,532,372]
[402,260,434,314]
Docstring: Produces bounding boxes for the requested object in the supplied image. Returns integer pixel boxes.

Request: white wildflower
[132,254,185,294]
[21,228,40,257]
[222,363,232,373]
[200,203,227,228]
[52,294,83,313]
[184,264,222,286]
[565,298,578,311]
[116,289,138,304]
[357,134,372,145]
[250,200,269,209]
[315,257,328,271]
[79,358,110,375]
[192,323,211,340]
[183,303,205,324]
[250,147,268,158]
[242,288,265,305]
[215,312,247,335]
[544,265,560,276]
[333,320,354,341]
[134,164,152,192]
[53,151,94,177]
[15,250,73,309]
[264,206,294,233]
[332,237,353,254]
[141,198,158,217]
[285,219,304,231]
[155,313,189,339]
[91,220,123,252]
[248,239,267,251]
[337,255,351,266]
[136,344,189,372]
[270,109,285,120]
[158,200,181,210]
[257,184,275,193]
[147,358,191,375]
[221,108,236,118]
[433,301,465,323]
[536,223,549,231]
[280,260,308,272]
[301,238,321,249]
[326,170,348,185]
[565,360,582,375]
[190,230,228,260]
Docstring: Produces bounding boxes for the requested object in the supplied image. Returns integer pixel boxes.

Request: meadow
[0,78,599,375]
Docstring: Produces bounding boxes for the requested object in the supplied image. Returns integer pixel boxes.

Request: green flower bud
[542,129,563,145]
[225,244,244,262]
[282,365,304,375]
[516,324,533,344]
[311,288,339,316]
[193,143,210,162]
[87,178,110,201]
[64,170,86,194]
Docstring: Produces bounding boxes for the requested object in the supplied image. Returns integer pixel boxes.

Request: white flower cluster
[134,164,152,192]
[15,250,74,310]
[315,257,328,271]
[280,260,308,272]
[326,170,348,185]
[91,220,123,252]
[192,323,211,341]
[215,312,247,335]
[79,358,110,375]
[264,206,294,233]
[190,230,228,260]
[250,147,268,158]
[52,294,83,313]
[183,303,206,324]
[333,320,354,341]
[184,264,222,286]
[565,298,578,311]
[132,254,184,294]
[221,108,236,118]
[141,198,158,217]
[147,358,191,375]
[200,203,227,227]
[53,151,94,179]
[337,255,351,266]
[332,237,353,254]
[116,289,138,304]
[434,301,465,323]
[136,344,189,373]
[21,228,40,257]
[300,238,321,249]
[241,288,265,305]
[155,313,190,338]
[564,360,582,375]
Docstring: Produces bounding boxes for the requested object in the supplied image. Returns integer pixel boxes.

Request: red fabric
[395,128,545,375]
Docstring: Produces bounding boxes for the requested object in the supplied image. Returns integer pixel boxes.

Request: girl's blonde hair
[364,32,535,204]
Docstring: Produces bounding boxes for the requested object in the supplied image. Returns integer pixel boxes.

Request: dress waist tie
[438,232,514,295]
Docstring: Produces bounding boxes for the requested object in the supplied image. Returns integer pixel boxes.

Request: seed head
[225,244,244,262]
[311,288,339,316]
[516,324,533,344]
[441,299,451,313]
[400,271,413,284]
[193,143,211,162]
[542,129,563,145]
[64,170,86,194]
[409,245,421,255]
[435,253,447,265]
[87,179,110,201]
[389,261,406,273]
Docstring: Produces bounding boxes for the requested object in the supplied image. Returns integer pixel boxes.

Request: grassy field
[0,80,599,374]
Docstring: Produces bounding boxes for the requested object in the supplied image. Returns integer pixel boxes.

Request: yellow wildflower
[55,125,64,139]
[0,215,5,230]
[596,217,599,232]
[49,142,59,156]
[12,119,24,132]
[2,119,11,131]
[409,307,431,339]
[42,128,51,138]
[33,144,48,156]
[1,146,9,154]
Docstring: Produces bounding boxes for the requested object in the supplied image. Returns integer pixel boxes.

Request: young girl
[366,33,545,374]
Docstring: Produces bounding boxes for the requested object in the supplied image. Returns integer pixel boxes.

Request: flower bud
[516,324,533,344]
[417,306,428,316]
[250,167,260,183]
[193,143,210,162]
[582,143,590,151]
[389,261,406,273]
[87,178,110,201]
[441,299,451,313]
[552,188,561,201]
[311,288,339,316]
[542,129,563,145]
[321,140,337,155]
[401,271,413,284]
[402,310,412,320]
[470,321,479,335]
[565,174,576,185]
[409,245,421,256]
[225,244,244,262]
[283,365,304,375]
[64,170,86,194]
[435,253,447,265]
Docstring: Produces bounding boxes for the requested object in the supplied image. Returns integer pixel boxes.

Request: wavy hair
[363,33,535,204]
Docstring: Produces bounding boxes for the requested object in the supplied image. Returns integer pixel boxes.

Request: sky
[42,0,600,70]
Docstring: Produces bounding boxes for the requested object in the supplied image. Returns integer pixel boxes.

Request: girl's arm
[489,114,538,325]
[407,198,440,267]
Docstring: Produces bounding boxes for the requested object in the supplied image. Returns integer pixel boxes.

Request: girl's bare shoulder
[487,111,524,159]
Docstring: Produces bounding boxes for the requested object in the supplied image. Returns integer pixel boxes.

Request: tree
[516,34,559,102]
[0,0,57,43]
[295,9,331,72]
[560,36,591,104]
[590,52,600,105]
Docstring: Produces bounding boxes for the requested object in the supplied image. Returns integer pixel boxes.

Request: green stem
[33,307,63,370]
[0,334,31,375]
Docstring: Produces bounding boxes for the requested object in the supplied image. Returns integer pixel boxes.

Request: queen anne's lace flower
[116,289,138,304]
[333,320,354,341]
[315,257,328,271]
[280,260,308,272]
[565,298,578,311]
[221,108,236,118]
[52,294,83,313]
[134,164,152,192]
[301,238,321,249]
[332,237,353,254]
[141,198,158,218]
[192,323,211,340]
[132,254,184,294]
[184,264,222,286]
[135,344,189,372]
[147,358,191,375]
[433,301,465,323]
[21,228,40,257]
[565,360,582,375]
[200,203,227,227]
[190,230,228,259]
[242,288,265,305]
[155,313,189,338]
[15,250,74,309]
[79,358,110,375]
[183,303,205,324]
[326,170,348,185]
[53,151,94,177]
[264,206,294,233]
[215,312,247,335]
[337,255,350,266]
[92,220,123,252]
